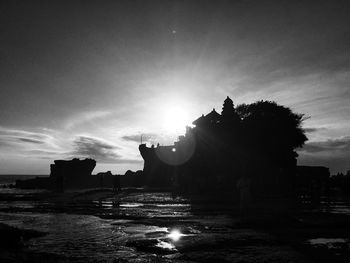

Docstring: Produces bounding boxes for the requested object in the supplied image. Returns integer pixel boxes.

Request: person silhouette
[113,174,121,193]
[237,174,252,215]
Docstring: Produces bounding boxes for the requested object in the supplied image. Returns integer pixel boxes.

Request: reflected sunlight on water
[308,238,350,251]
[0,192,195,261]
[2,190,350,261]
[167,229,185,242]
[156,240,176,251]
[309,238,348,246]
[120,203,144,208]
[0,212,146,260]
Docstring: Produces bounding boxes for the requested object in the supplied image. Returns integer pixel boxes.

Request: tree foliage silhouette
[236,101,307,152]
[235,100,308,197]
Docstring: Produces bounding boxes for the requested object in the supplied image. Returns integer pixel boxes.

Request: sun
[162,106,191,135]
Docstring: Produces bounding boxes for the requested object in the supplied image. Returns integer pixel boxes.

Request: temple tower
[221,96,240,123]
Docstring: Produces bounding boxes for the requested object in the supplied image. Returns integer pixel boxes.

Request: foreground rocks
[0,190,350,262]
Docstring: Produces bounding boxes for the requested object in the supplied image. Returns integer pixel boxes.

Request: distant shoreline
[0,175,48,187]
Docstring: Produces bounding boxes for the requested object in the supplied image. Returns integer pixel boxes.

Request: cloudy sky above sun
[1,0,349,174]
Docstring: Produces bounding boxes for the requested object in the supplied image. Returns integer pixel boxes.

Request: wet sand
[1,188,349,262]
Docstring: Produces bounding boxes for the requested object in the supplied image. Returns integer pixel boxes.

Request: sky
[0,0,349,175]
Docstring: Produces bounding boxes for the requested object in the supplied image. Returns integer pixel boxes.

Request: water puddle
[308,237,350,255]
[124,225,168,235]
[0,212,135,260]
[156,240,176,251]
[0,211,196,260]
[120,203,144,208]
[308,238,350,250]
[0,201,35,209]
[155,203,191,207]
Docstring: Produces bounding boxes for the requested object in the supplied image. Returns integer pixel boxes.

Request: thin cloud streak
[63,111,112,130]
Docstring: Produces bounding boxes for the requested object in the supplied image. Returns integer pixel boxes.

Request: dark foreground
[1,188,350,263]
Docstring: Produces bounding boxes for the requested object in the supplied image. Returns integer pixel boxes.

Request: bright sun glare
[162,106,191,135]
[167,229,184,242]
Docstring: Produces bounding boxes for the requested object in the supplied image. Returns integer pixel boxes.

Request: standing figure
[113,174,121,193]
[237,175,252,216]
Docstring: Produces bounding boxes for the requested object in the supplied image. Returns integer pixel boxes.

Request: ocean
[0,174,46,186]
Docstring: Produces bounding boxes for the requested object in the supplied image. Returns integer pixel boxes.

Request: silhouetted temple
[140,96,306,201]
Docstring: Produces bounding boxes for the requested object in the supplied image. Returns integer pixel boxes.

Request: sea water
[2,174,350,261]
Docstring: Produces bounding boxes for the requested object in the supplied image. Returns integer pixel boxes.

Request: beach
[1,180,350,262]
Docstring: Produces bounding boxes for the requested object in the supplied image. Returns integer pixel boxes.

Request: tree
[236,101,308,197]
[236,100,307,151]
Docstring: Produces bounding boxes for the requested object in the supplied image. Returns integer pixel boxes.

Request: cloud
[298,136,350,173]
[64,111,111,130]
[0,126,54,148]
[18,138,45,144]
[303,128,316,133]
[0,126,143,170]
[27,149,66,158]
[0,127,67,167]
[300,136,350,154]
[72,136,120,162]
[122,133,158,143]
[71,136,142,165]
[0,127,51,141]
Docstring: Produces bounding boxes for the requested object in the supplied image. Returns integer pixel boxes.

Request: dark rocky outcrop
[51,158,96,190]
[0,223,45,248]
[16,158,96,190]
[15,158,144,190]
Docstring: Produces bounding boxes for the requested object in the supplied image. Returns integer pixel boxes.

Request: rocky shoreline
[1,189,350,262]
[0,223,68,263]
